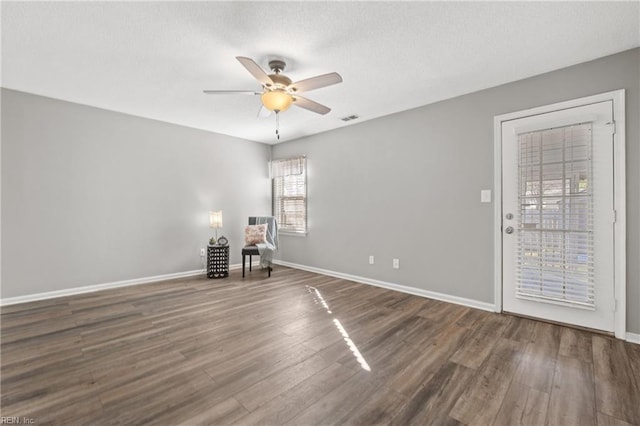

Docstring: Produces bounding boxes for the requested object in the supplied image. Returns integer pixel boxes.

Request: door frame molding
[493,90,626,339]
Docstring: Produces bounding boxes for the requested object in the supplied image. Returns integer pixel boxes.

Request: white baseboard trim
[0,269,211,306]
[273,260,496,312]
[626,333,640,344]
[0,260,265,307]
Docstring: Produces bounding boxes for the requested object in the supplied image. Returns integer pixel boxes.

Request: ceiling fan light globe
[261,91,292,112]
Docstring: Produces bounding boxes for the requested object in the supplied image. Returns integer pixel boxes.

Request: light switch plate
[481,189,492,203]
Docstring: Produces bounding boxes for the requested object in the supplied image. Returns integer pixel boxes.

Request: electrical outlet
[393,258,400,269]
[369,255,375,265]
[200,248,205,257]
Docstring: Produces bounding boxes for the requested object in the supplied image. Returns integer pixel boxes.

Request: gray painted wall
[272,48,640,333]
[1,89,271,298]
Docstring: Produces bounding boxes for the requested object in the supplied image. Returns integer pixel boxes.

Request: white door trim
[493,90,626,339]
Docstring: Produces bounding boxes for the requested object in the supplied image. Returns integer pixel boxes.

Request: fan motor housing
[269,73,292,87]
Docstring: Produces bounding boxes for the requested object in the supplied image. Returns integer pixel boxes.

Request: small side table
[207,245,229,279]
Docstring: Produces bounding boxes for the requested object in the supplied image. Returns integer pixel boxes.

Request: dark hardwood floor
[1,267,639,425]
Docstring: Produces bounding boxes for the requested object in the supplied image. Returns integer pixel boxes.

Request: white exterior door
[502,101,615,332]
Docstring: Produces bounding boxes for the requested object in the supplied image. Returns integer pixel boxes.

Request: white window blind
[516,123,594,309]
[272,156,306,234]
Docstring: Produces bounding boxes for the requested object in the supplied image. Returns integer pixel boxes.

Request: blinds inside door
[516,123,595,309]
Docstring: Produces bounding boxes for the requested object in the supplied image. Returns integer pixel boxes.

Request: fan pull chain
[275,111,280,140]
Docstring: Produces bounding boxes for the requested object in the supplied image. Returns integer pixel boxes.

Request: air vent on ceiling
[340,115,359,122]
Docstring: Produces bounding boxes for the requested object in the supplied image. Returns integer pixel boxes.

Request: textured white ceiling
[2,2,639,144]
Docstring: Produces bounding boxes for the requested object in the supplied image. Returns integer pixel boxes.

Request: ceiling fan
[204,56,343,122]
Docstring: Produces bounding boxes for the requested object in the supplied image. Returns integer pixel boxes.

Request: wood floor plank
[547,355,597,426]
[450,313,509,369]
[101,373,216,425]
[197,344,322,411]
[23,396,104,426]
[624,341,640,389]
[1,305,73,329]
[234,353,333,411]
[454,307,489,329]
[450,337,523,426]
[392,361,475,425]
[597,412,635,426]
[90,349,188,392]
[386,292,432,314]
[2,371,96,412]
[1,375,100,421]
[175,397,249,426]
[313,338,362,368]
[558,326,594,364]
[335,314,424,376]
[203,340,317,384]
[299,322,345,351]
[344,383,407,425]
[417,299,468,322]
[285,371,383,425]
[388,322,469,397]
[501,315,537,343]
[0,298,70,314]
[592,335,640,424]
[492,381,549,426]
[234,362,356,425]
[0,315,80,345]
[1,347,85,385]
[1,267,637,425]
[511,321,561,393]
[98,361,213,409]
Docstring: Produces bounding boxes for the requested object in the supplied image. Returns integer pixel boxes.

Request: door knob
[505,226,514,234]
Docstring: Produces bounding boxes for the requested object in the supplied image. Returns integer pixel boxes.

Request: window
[271,156,307,234]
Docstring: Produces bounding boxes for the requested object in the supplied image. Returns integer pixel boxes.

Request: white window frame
[271,156,307,235]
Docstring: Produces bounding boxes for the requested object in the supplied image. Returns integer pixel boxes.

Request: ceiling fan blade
[292,96,331,115]
[289,72,342,93]
[203,90,261,95]
[236,56,273,87]
[257,105,272,118]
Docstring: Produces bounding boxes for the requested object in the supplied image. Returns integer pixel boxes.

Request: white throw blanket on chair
[254,217,278,269]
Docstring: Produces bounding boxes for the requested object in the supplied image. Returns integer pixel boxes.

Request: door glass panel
[516,123,594,308]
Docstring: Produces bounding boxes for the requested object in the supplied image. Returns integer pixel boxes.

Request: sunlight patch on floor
[307,285,371,372]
